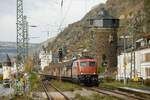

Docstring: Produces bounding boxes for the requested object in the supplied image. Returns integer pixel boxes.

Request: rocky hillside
[46,0,149,58]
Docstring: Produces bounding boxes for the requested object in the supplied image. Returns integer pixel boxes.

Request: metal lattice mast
[17,0,24,64]
[23,16,29,59]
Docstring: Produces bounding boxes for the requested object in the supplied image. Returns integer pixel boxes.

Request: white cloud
[0,0,107,43]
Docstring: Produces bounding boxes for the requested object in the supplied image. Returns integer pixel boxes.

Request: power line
[61,0,64,8]
[58,0,73,32]
[84,0,88,13]
[23,16,29,59]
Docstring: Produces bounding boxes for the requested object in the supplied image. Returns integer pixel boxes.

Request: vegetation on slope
[46,0,149,58]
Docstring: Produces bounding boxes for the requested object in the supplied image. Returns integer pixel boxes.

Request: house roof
[143,34,150,39]
[3,54,12,67]
[91,8,115,20]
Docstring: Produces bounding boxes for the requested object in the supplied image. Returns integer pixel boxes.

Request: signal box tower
[89,8,119,76]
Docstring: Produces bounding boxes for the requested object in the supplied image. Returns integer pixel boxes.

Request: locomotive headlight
[93,73,96,74]
[81,73,83,75]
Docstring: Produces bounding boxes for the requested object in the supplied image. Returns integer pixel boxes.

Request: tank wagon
[43,58,99,86]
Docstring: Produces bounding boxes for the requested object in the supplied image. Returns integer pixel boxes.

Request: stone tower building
[89,8,119,76]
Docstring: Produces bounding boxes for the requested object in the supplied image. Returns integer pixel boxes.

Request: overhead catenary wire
[58,0,93,32]
[51,0,59,5]
[84,0,88,13]
[61,0,63,8]
[58,0,73,32]
[23,0,103,43]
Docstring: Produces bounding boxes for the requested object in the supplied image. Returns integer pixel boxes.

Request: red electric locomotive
[71,58,98,86]
[41,57,99,86]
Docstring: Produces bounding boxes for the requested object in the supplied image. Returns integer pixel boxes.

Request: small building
[3,54,12,80]
[117,35,150,80]
[39,50,52,70]
[2,54,12,87]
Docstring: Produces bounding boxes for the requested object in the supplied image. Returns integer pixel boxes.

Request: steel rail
[41,81,53,100]
[107,89,148,100]
[48,82,71,100]
[89,87,148,100]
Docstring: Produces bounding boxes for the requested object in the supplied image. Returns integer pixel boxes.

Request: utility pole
[16,0,24,76]
[129,23,134,79]
[16,0,24,94]
[130,14,141,79]
[23,16,29,59]
[17,0,24,65]
[123,34,127,85]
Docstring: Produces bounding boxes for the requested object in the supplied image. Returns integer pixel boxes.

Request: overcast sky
[0,0,106,43]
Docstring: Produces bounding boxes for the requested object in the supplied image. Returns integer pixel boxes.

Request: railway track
[40,74,149,100]
[41,80,70,100]
[41,81,53,100]
[88,87,149,100]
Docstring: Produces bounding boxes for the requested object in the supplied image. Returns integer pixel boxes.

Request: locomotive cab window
[80,61,96,67]
[80,62,88,67]
[89,62,96,67]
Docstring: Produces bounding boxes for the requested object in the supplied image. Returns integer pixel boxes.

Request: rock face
[144,0,150,33]
[45,0,149,73]
[94,28,117,68]
[106,0,145,38]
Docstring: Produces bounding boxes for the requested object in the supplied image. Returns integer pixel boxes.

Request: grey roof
[3,54,12,66]
[92,8,114,20]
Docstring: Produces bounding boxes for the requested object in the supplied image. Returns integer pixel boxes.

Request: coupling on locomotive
[42,56,99,86]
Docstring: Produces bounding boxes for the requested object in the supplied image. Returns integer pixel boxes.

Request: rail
[48,82,71,100]
[88,87,148,100]
[41,81,52,100]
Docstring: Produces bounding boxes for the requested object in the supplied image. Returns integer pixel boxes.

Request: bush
[29,72,40,91]
[144,78,150,86]
[98,66,105,73]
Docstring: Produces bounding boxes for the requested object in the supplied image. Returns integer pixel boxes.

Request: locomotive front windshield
[80,61,96,67]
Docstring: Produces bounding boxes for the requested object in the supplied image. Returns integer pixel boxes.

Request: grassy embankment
[99,81,148,90]
[51,80,119,100]
[10,72,40,100]
[29,71,42,92]
[74,93,119,100]
[51,80,82,91]
[98,67,149,89]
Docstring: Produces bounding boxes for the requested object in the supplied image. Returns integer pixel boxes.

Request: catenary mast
[23,16,29,59]
[16,0,25,67]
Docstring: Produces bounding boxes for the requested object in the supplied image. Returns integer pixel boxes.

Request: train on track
[40,57,99,86]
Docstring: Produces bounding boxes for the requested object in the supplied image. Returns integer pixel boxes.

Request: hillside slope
[46,0,149,58]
